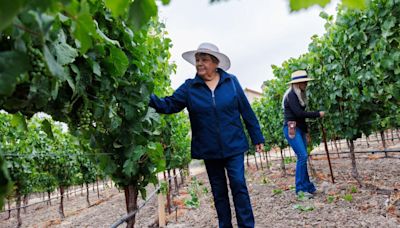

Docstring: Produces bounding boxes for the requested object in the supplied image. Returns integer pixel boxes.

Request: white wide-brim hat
[182,42,231,71]
[287,70,314,84]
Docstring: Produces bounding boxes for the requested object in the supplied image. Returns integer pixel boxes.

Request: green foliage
[0,0,27,31]
[0,112,102,201]
[342,193,353,202]
[262,176,270,185]
[105,0,131,18]
[307,0,400,140]
[289,0,331,11]
[184,177,201,209]
[0,0,177,203]
[0,151,12,208]
[159,181,168,195]
[0,0,169,33]
[342,0,366,9]
[0,2,191,224]
[128,0,158,29]
[253,78,287,150]
[284,156,296,164]
[289,0,365,11]
[272,189,283,195]
[257,0,400,151]
[326,195,335,203]
[184,191,200,209]
[349,185,358,193]
[297,191,308,201]
[209,0,366,11]
[0,51,30,96]
[0,1,370,34]
[160,112,191,171]
[293,204,315,212]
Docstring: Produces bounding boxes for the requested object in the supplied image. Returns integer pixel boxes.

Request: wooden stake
[158,193,166,227]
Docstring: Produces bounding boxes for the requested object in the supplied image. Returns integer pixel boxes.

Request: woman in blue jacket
[282,70,325,198]
[150,42,264,228]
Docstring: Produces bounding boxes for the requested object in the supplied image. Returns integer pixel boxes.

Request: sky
[158,0,339,91]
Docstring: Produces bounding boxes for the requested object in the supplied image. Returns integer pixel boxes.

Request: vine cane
[320,121,335,183]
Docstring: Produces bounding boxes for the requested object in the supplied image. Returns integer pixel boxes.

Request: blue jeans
[204,153,254,228]
[283,126,316,194]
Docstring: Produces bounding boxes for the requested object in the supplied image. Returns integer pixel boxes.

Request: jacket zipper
[211,90,224,157]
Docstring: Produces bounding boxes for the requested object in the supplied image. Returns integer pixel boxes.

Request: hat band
[291,75,308,81]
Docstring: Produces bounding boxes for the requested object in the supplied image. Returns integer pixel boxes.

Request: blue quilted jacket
[149,68,264,159]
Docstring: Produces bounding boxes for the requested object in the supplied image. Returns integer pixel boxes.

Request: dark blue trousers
[204,153,254,228]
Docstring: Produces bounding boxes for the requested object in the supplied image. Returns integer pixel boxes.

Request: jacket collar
[192,68,232,85]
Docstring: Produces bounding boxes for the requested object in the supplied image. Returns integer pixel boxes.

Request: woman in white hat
[150,42,264,228]
[282,70,325,198]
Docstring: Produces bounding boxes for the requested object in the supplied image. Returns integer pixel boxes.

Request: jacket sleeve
[287,91,320,118]
[149,81,188,114]
[232,76,265,145]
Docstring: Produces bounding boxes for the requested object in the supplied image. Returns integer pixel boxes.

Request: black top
[283,89,320,133]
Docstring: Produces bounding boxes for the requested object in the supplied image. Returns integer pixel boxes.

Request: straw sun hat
[287,70,314,84]
[182,42,231,71]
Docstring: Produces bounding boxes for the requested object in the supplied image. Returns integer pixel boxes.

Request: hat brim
[182,49,231,71]
[287,78,314,84]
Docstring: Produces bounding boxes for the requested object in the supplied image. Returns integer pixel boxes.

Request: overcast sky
[158,0,339,91]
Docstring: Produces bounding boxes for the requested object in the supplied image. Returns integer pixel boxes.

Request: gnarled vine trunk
[16,194,22,227]
[58,186,65,219]
[173,169,179,194]
[380,131,387,157]
[124,185,138,228]
[86,182,90,206]
[23,194,28,214]
[96,179,100,199]
[47,191,51,206]
[349,140,362,186]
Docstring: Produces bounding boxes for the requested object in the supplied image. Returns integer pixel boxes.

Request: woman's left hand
[255,144,264,153]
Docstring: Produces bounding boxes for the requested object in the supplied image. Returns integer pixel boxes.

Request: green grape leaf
[0,51,30,96]
[106,47,129,77]
[123,159,139,176]
[0,155,12,208]
[143,107,159,125]
[44,45,76,97]
[128,0,158,29]
[147,143,165,172]
[161,0,171,5]
[41,119,54,140]
[104,0,130,18]
[11,113,28,131]
[73,0,96,53]
[52,30,79,65]
[0,0,26,31]
[94,21,121,47]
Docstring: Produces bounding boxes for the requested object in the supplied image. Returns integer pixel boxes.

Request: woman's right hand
[319,111,325,117]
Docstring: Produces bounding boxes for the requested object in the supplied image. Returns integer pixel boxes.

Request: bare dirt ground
[1,138,399,228]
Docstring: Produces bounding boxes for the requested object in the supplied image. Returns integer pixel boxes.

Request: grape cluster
[96,121,106,133]
[27,46,47,78]
[79,110,92,131]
